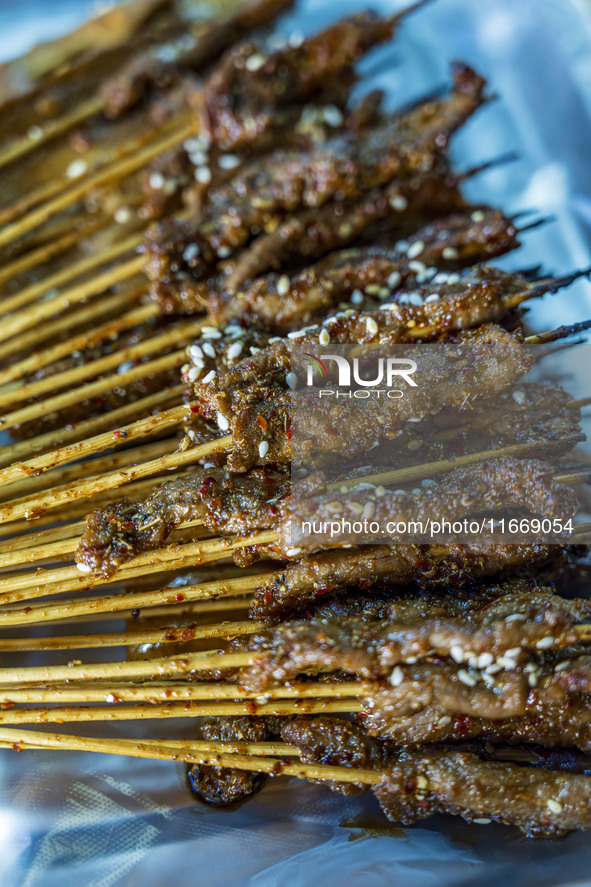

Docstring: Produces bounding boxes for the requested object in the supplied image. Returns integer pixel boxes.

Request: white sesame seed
[194,166,212,184]
[202,329,222,339]
[471,209,486,222]
[189,344,204,361]
[387,271,402,290]
[536,636,554,649]
[390,194,408,211]
[395,240,409,253]
[245,52,266,71]
[66,159,87,179]
[547,800,562,814]
[438,715,451,727]
[183,243,200,263]
[286,372,297,389]
[457,669,478,687]
[285,547,302,557]
[477,652,494,668]
[202,343,216,359]
[473,818,491,825]
[217,246,231,259]
[505,613,526,622]
[218,154,241,170]
[351,289,364,305]
[114,206,132,224]
[485,663,503,675]
[408,292,424,307]
[288,329,306,339]
[496,656,518,669]
[512,390,526,404]
[27,125,43,141]
[425,294,439,303]
[446,273,461,285]
[217,413,230,431]
[187,365,203,382]
[149,171,165,190]
[277,274,290,296]
[442,246,459,260]
[505,647,522,658]
[451,645,465,663]
[365,283,382,295]
[201,370,216,384]
[323,104,344,127]
[366,317,378,336]
[259,440,269,459]
[76,561,93,573]
[225,341,243,362]
[555,660,570,672]
[250,346,261,354]
[528,672,539,687]
[409,260,426,275]
[407,240,425,259]
[319,329,330,346]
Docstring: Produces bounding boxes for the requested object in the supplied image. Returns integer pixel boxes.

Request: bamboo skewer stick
[0,699,360,726]
[0,229,80,288]
[0,285,144,365]
[0,385,183,469]
[0,349,186,432]
[0,96,106,171]
[0,231,144,317]
[0,438,177,503]
[0,681,361,704]
[0,649,252,685]
[0,574,263,626]
[0,532,275,604]
[0,255,145,345]
[0,436,230,523]
[0,301,158,386]
[0,729,380,785]
[0,116,196,252]
[0,619,262,652]
[0,321,197,410]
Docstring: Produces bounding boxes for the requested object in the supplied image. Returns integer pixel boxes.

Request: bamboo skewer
[0,681,361,704]
[0,385,183,469]
[0,301,158,386]
[0,116,196,252]
[0,619,262,652]
[0,231,145,317]
[0,728,380,785]
[0,256,146,346]
[0,286,144,365]
[0,699,361,726]
[0,322,197,410]
[0,574,263,626]
[0,229,81,288]
[0,96,106,171]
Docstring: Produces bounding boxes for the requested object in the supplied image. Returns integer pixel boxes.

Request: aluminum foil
[2,0,591,884]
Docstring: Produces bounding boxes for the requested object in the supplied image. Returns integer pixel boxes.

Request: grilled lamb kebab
[143,62,486,312]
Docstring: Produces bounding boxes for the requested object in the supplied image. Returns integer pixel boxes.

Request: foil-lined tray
[2,1,591,884]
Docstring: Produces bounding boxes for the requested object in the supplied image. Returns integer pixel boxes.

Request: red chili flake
[190,404,201,414]
[198,476,216,496]
[112,429,128,440]
[121,522,135,531]
[454,714,469,735]
[268,505,278,516]
[264,590,273,603]
[256,414,268,431]
[176,593,185,602]
[286,428,292,440]
[315,586,332,595]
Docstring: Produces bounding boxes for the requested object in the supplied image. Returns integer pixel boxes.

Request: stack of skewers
[2,0,591,839]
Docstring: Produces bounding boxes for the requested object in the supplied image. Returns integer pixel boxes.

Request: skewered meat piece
[375,750,591,837]
[211,208,520,326]
[100,0,296,118]
[194,325,534,472]
[254,550,582,621]
[188,715,280,805]
[281,457,578,554]
[200,11,396,151]
[217,162,470,297]
[281,716,394,795]
[241,582,591,690]
[143,63,486,312]
[76,463,290,577]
